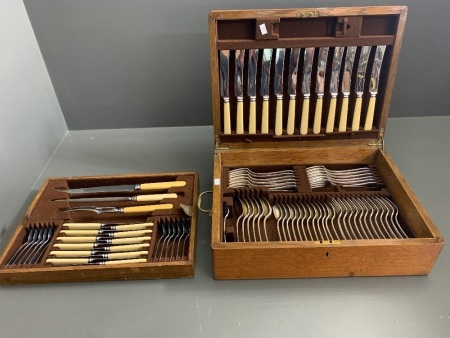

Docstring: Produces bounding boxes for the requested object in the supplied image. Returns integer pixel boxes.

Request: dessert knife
[352,46,372,131]
[247,49,259,134]
[59,229,152,236]
[274,48,286,136]
[287,48,301,135]
[235,49,245,134]
[59,181,186,194]
[300,47,315,135]
[364,45,386,130]
[313,47,329,134]
[326,46,345,133]
[63,222,153,230]
[260,49,272,133]
[219,50,231,134]
[56,236,151,243]
[55,193,177,203]
[339,46,357,131]
[49,250,148,259]
[46,258,147,266]
[53,243,150,251]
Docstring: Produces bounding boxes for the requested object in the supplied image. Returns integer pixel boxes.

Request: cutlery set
[219,45,386,136]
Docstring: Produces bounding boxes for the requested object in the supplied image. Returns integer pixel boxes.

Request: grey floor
[0,117,449,338]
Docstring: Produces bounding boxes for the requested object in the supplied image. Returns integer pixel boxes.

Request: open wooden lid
[209,6,407,149]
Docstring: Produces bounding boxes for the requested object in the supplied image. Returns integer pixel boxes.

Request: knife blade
[235,49,245,134]
[260,49,273,133]
[339,46,357,131]
[352,46,372,131]
[59,181,186,194]
[287,48,301,135]
[54,193,177,203]
[326,46,345,133]
[300,47,315,135]
[247,49,259,134]
[364,45,386,130]
[313,47,329,134]
[274,48,286,136]
[219,50,231,134]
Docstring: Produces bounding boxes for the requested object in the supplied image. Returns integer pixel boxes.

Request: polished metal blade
[260,49,272,97]
[59,184,137,194]
[341,46,357,96]
[369,45,386,94]
[234,50,245,97]
[355,46,372,94]
[329,47,345,95]
[247,49,259,98]
[219,50,230,98]
[274,48,285,96]
[301,47,315,95]
[287,48,301,96]
[315,47,329,95]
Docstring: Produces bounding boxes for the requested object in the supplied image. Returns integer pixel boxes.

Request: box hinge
[215,135,229,151]
[368,128,385,150]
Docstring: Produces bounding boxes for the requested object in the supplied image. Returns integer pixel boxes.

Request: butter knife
[247,49,259,134]
[352,46,372,131]
[364,45,386,130]
[219,50,231,134]
[326,46,345,133]
[287,48,301,135]
[235,49,245,134]
[59,181,186,194]
[274,48,286,135]
[260,49,272,133]
[313,47,329,134]
[300,47,315,135]
[339,46,357,132]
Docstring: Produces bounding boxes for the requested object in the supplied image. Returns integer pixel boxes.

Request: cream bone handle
[236,98,244,134]
[261,97,269,133]
[56,236,151,244]
[63,222,153,230]
[249,98,256,134]
[49,250,148,259]
[46,258,147,266]
[338,95,349,132]
[351,94,363,131]
[223,99,231,134]
[326,95,337,133]
[139,181,185,190]
[275,95,283,135]
[364,94,377,130]
[300,95,310,135]
[59,229,153,237]
[287,95,296,135]
[121,203,173,214]
[313,94,324,134]
[53,243,150,251]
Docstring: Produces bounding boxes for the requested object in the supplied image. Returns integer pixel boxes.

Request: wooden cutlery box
[208,6,444,279]
[0,172,198,284]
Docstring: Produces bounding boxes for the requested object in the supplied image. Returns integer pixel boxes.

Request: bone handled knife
[313,47,329,134]
[260,49,273,133]
[274,48,286,136]
[56,236,151,244]
[46,258,147,266]
[326,46,345,133]
[49,250,148,259]
[364,45,386,130]
[55,193,177,203]
[352,46,372,131]
[53,243,150,252]
[235,49,245,134]
[59,181,185,194]
[63,222,153,230]
[247,49,259,134]
[219,50,231,134]
[59,229,152,236]
[287,48,301,135]
[300,47,315,135]
[339,46,357,132]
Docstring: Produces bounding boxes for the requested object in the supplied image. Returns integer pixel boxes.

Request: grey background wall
[0,1,67,244]
[23,0,450,130]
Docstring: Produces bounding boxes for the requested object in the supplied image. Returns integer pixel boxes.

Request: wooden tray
[207,6,444,279]
[0,172,198,284]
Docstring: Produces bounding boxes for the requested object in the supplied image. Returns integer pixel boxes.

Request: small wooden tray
[0,172,198,284]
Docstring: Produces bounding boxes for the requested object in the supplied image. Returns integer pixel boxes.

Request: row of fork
[4,225,55,268]
[235,196,272,242]
[228,168,297,191]
[306,165,382,188]
[273,196,408,241]
[152,218,190,262]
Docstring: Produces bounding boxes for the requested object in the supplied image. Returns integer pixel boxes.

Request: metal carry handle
[198,191,213,216]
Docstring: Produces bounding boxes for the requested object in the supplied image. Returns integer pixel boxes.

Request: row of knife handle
[220,45,385,135]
